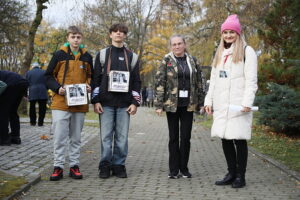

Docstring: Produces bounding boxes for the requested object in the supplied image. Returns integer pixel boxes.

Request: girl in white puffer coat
[204,14,258,188]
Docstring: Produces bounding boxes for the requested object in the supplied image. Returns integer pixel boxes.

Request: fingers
[241,107,251,112]
[58,87,65,95]
[86,84,91,93]
[127,105,137,115]
[94,103,103,114]
[205,106,212,115]
[155,109,162,116]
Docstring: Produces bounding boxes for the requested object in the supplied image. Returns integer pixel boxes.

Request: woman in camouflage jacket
[154,34,206,179]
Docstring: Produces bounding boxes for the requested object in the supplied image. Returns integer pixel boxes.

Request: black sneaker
[99,165,111,179]
[69,165,83,179]
[181,171,192,178]
[168,172,179,179]
[111,165,127,178]
[50,167,63,181]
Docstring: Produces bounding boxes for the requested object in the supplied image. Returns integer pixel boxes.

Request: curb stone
[248,146,300,181]
[3,175,41,200]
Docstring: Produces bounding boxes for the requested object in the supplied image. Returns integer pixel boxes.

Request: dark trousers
[221,139,248,175]
[0,82,28,143]
[29,99,47,126]
[166,107,193,174]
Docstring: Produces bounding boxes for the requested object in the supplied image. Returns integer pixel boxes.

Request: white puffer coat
[204,45,258,140]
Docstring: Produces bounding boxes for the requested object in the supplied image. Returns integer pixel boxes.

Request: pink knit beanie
[221,14,241,35]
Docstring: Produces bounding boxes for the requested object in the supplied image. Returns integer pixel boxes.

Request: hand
[58,87,66,95]
[241,106,251,112]
[204,105,213,115]
[156,109,163,116]
[94,103,103,114]
[86,84,91,93]
[127,104,137,115]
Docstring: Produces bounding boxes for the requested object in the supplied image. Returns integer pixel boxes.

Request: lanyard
[176,58,188,90]
[224,54,230,65]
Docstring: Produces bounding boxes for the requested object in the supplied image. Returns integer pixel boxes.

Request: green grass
[196,114,300,172]
[85,111,99,121]
[0,171,27,199]
[249,125,300,172]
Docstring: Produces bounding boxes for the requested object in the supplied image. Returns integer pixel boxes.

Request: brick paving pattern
[1,107,299,199]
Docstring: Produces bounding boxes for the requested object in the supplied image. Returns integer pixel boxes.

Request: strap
[100,47,138,73]
[61,47,71,86]
[244,45,247,63]
[99,47,108,66]
[106,47,130,75]
[131,52,138,70]
[79,48,89,82]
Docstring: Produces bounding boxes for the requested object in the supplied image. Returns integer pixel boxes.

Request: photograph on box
[108,70,130,92]
[65,84,88,106]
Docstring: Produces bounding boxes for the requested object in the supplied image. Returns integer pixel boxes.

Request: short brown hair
[109,23,128,34]
[67,26,82,36]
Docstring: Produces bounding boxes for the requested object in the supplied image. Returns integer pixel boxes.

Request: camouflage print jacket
[154,52,206,112]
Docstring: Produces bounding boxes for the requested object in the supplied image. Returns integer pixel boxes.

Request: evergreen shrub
[255,82,300,136]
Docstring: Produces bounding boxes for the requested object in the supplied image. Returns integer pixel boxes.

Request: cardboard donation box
[65,84,88,106]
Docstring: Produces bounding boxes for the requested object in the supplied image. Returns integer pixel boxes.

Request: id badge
[219,70,229,78]
[179,90,188,98]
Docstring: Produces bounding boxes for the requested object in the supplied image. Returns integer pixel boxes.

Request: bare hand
[94,103,103,114]
[204,105,213,115]
[241,106,251,112]
[86,84,91,93]
[58,87,65,95]
[156,109,163,116]
[127,104,137,115]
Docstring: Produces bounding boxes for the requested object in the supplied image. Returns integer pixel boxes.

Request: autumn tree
[20,0,49,76]
[258,0,300,88]
[34,22,66,67]
[0,0,29,72]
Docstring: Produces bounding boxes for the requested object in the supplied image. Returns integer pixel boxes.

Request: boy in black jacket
[92,24,141,179]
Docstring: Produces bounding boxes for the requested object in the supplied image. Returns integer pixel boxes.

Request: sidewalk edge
[248,146,300,181]
[3,175,41,200]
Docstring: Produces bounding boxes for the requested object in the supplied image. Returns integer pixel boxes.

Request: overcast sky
[43,0,87,27]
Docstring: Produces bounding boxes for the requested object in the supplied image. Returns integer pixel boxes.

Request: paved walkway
[1,107,299,199]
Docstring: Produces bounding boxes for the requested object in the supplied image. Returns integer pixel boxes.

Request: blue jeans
[99,106,130,168]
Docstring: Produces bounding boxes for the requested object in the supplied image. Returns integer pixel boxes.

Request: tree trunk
[19,0,48,115]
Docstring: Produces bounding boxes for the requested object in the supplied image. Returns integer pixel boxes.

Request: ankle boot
[215,173,235,185]
[232,174,246,188]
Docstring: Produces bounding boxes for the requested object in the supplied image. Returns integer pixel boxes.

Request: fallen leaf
[40,135,49,140]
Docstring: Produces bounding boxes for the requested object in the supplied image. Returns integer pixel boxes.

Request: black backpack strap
[244,45,248,63]
[61,47,71,87]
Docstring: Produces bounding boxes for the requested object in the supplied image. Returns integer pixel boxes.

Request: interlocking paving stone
[1,107,299,199]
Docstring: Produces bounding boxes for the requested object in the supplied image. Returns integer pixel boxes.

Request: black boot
[215,173,235,185]
[232,174,246,188]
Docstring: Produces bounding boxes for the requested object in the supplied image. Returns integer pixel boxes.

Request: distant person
[146,86,154,107]
[154,34,206,179]
[0,70,29,145]
[204,14,258,188]
[141,86,147,106]
[45,26,93,181]
[25,62,48,126]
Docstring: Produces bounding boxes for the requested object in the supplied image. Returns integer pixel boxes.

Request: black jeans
[221,139,248,175]
[0,82,28,142]
[166,107,193,174]
[29,99,47,126]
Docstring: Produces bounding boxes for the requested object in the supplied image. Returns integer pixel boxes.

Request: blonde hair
[212,34,246,67]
